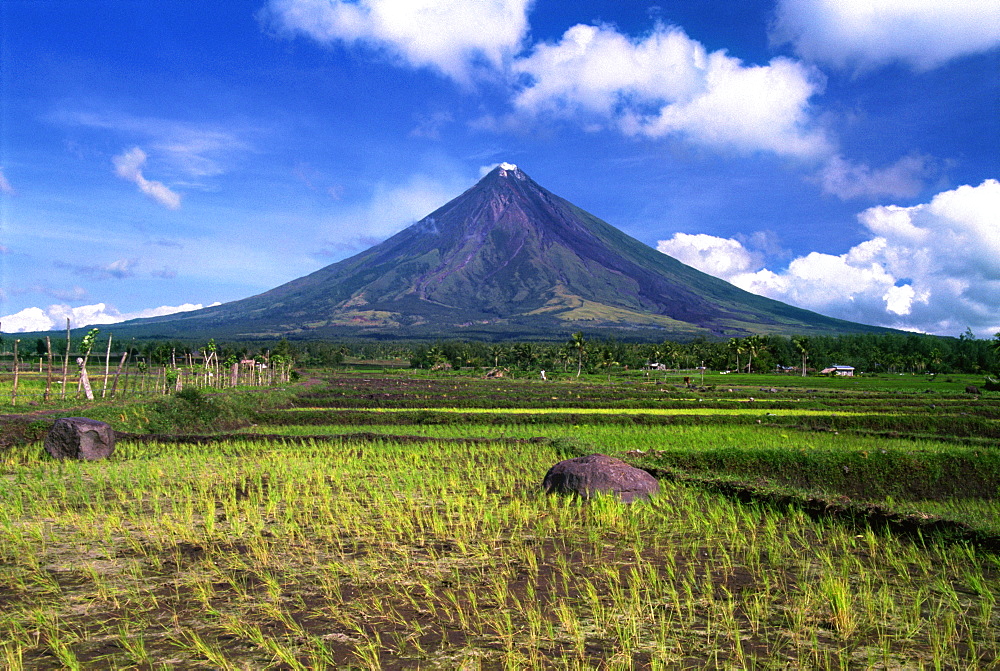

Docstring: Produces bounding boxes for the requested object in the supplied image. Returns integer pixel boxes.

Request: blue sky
[1,0,998,337]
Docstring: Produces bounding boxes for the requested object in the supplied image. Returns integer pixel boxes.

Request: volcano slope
[121,163,885,341]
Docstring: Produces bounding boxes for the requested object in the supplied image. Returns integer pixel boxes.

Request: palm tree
[727,338,745,373]
[744,334,766,374]
[570,332,587,378]
[556,344,573,373]
[489,344,507,368]
[513,342,537,370]
[598,347,618,383]
[647,345,663,368]
[792,337,810,377]
[662,341,681,370]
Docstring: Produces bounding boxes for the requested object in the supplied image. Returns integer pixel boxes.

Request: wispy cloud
[315,172,467,255]
[151,267,178,279]
[817,154,933,200]
[0,169,15,195]
[43,285,89,302]
[7,284,89,302]
[113,148,181,209]
[410,110,454,139]
[55,257,139,280]
[54,109,251,179]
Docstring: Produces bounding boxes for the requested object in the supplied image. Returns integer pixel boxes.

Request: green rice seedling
[172,629,236,670]
[115,624,153,666]
[351,632,383,671]
[2,407,999,669]
[819,574,857,639]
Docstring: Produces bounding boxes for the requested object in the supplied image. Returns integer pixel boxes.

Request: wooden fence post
[77,357,94,401]
[61,319,71,400]
[11,339,20,407]
[110,351,128,398]
[44,336,53,402]
[101,334,112,398]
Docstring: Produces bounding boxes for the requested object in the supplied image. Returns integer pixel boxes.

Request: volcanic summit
[127,164,881,340]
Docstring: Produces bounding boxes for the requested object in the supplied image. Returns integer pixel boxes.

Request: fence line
[1,355,294,407]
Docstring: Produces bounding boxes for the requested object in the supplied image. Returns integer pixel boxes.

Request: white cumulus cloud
[657,179,1000,336]
[0,307,53,333]
[113,147,181,209]
[263,3,942,196]
[656,233,762,278]
[0,302,218,333]
[266,0,532,83]
[773,0,1000,71]
[512,23,831,158]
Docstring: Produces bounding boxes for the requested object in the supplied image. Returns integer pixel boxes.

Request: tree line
[3,330,998,379]
[400,331,1000,376]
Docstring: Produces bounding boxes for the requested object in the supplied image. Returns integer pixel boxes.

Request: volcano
[127,163,882,340]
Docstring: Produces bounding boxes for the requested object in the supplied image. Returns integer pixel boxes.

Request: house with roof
[820,365,855,376]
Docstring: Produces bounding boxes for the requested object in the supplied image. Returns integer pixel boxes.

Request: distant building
[820,365,855,376]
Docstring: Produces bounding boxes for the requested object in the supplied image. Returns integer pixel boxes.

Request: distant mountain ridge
[121,163,885,341]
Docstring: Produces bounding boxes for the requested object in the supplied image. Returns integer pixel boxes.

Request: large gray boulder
[543,453,658,503]
[44,417,116,460]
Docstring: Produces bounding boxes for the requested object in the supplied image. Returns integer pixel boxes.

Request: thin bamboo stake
[101,334,112,398]
[61,319,71,400]
[110,351,128,397]
[121,341,133,397]
[11,339,20,406]
[44,336,53,402]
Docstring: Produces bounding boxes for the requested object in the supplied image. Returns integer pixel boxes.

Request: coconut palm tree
[598,347,618,383]
[570,332,587,378]
[793,337,810,377]
[727,337,745,373]
[744,334,767,374]
[489,344,507,368]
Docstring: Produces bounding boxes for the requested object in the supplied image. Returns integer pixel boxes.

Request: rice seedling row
[1,435,998,669]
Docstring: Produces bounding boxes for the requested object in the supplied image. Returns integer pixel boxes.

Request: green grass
[1,367,998,668]
[286,406,881,416]
[233,421,1000,530]
[1,436,997,668]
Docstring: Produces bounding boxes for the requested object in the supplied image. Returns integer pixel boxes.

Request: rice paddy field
[0,368,998,669]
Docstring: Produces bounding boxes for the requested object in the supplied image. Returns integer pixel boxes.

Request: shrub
[146,388,226,433]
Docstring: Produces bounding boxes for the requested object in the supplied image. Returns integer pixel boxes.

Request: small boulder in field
[44,417,116,460]
[543,453,658,503]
